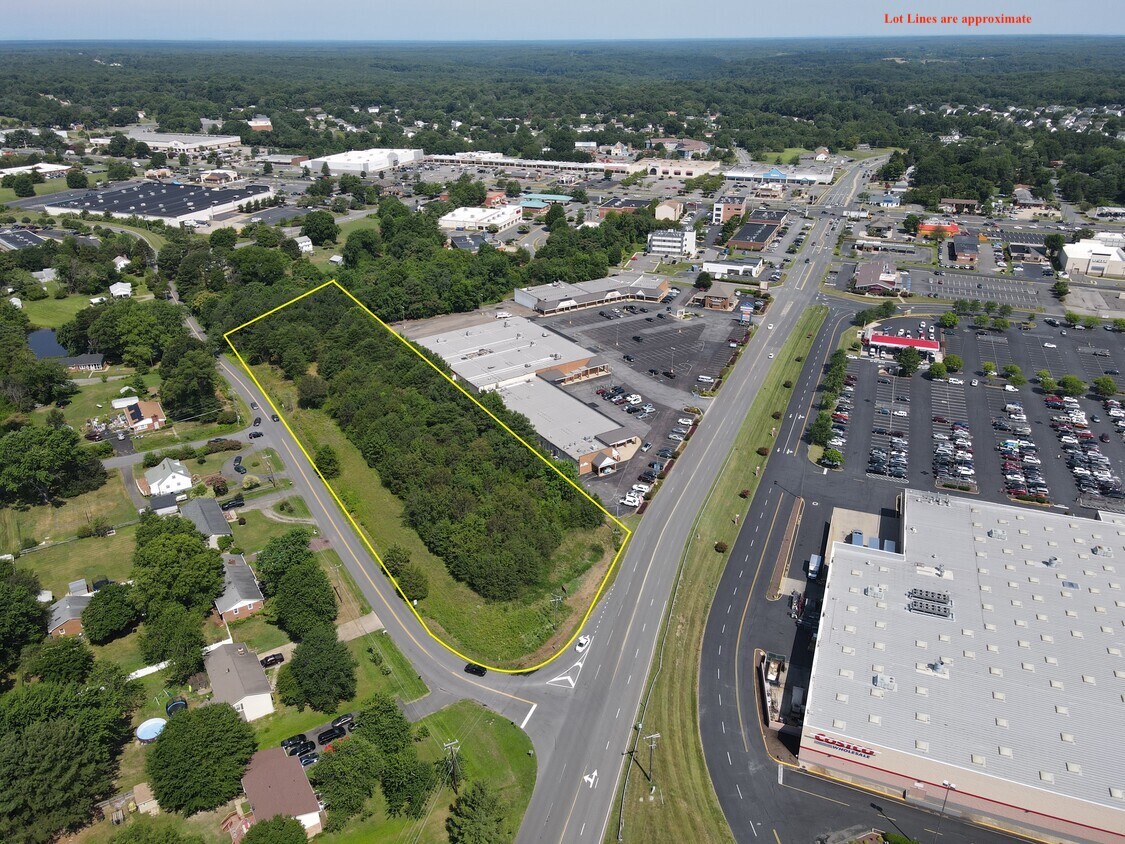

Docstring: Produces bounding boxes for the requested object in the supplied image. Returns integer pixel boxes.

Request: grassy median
[610,305,828,844]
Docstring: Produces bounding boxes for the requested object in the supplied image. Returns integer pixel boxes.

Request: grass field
[273,495,311,518]
[0,176,80,205]
[17,523,138,597]
[34,372,158,431]
[309,213,380,267]
[252,632,429,749]
[245,361,618,668]
[232,509,296,555]
[0,470,137,553]
[318,699,536,844]
[611,305,828,844]
[22,290,94,329]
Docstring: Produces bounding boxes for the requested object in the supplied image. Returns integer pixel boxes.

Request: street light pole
[931,780,956,844]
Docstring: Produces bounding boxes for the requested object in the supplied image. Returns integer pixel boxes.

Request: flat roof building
[43,181,274,226]
[437,204,521,232]
[853,260,904,295]
[802,491,1125,844]
[702,257,764,280]
[726,164,835,185]
[745,208,789,226]
[647,228,696,257]
[712,195,749,225]
[0,228,49,251]
[514,273,670,315]
[123,128,241,154]
[415,316,637,474]
[727,221,780,251]
[598,197,651,219]
[1060,239,1125,279]
[303,147,422,176]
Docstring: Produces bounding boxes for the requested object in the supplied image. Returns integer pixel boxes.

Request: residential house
[180,498,232,548]
[109,281,132,298]
[143,457,192,497]
[148,492,180,516]
[205,643,274,721]
[814,146,830,161]
[242,747,325,836]
[112,256,131,273]
[293,235,314,254]
[215,557,264,622]
[127,400,166,433]
[54,353,106,372]
[48,594,92,637]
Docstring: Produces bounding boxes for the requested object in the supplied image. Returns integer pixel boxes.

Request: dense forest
[0,38,1122,159]
[231,288,604,601]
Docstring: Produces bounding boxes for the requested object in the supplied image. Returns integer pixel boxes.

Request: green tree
[82,583,142,645]
[1113,318,1125,333]
[12,174,36,197]
[1081,315,1102,331]
[983,300,998,315]
[991,317,1010,332]
[543,203,566,231]
[1003,364,1026,386]
[1056,375,1086,397]
[1043,233,1065,258]
[138,603,206,685]
[130,527,223,614]
[1052,281,1069,299]
[972,313,991,329]
[308,737,384,831]
[894,346,921,376]
[301,210,340,246]
[22,637,94,685]
[396,564,429,602]
[1039,375,1058,393]
[354,692,414,755]
[314,443,340,478]
[1092,376,1118,399]
[695,271,712,291]
[944,354,963,373]
[288,626,356,712]
[241,817,306,844]
[146,704,256,815]
[821,448,844,466]
[997,303,1014,318]
[297,374,329,409]
[937,312,959,329]
[808,411,833,447]
[209,227,238,250]
[159,342,219,420]
[0,564,47,676]
[380,749,436,818]
[447,781,507,844]
[65,170,89,189]
[902,214,920,236]
[383,545,411,577]
[273,562,337,641]
[0,425,106,505]
[928,361,948,380]
[1063,311,1081,327]
[342,228,382,267]
[254,529,314,596]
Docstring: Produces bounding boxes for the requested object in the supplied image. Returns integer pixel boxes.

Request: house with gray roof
[180,498,232,548]
[49,594,92,638]
[215,557,264,622]
[204,643,274,721]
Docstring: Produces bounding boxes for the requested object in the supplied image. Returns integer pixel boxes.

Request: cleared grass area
[35,372,158,431]
[247,362,618,668]
[319,699,535,844]
[0,176,79,205]
[273,495,311,518]
[17,522,137,597]
[252,633,428,750]
[227,613,290,654]
[309,213,380,267]
[231,509,295,555]
[0,469,137,553]
[611,305,828,844]
[320,547,372,622]
[22,290,93,329]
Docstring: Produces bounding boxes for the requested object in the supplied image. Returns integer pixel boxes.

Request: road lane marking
[737,783,743,800]
[520,703,537,729]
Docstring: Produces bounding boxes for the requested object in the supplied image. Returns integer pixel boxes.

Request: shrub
[783,380,793,388]
[714,541,729,553]
[771,411,782,420]
[739,489,750,498]
[77,525,95,539]
[756,446,769,456]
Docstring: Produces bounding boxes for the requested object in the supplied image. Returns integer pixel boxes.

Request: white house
[143,458,192,497]
[204,643,274,722]
[109,281,132,299]
[112,256,131,272]
[293,235,314,254]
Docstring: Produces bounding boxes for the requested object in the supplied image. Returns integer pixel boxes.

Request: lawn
[319,547,372,623]
[0,175,80,205]
[612,305,828,844]
[17,522,137,597]
[273,495,311,518]
[232,510,295,555]
[319,699,535,844]
[309,213,380,268]
[22,290,94,329]
[36,371,158,431]
[244,359,619,669]
[227,613,290,654]
[252,632,429,750]
[0,470,138,553]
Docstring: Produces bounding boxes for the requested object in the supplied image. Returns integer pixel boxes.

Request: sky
[4,0,1121,41]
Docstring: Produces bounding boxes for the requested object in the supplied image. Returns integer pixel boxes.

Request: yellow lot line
[224,279,630,675]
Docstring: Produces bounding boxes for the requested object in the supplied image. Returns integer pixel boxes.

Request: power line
[644,732,661,785]
[443,739,462,791]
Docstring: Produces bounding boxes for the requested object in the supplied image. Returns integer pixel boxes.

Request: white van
[697,375,715,384]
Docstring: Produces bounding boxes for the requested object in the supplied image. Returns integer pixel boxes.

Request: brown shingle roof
[242,747,321,822]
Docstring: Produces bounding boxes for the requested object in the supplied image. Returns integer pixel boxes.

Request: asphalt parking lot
[920,271,1043,305]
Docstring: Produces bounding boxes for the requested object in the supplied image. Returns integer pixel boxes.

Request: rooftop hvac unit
[1092,545,1113,557]
[873,673,897,691]
[987,529,1007,540]
[1044,556,1060,568]
[908,587,951,605]
[864,585,886,600]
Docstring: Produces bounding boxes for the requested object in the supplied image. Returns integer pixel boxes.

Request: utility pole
[443,739,462,791]
[550,593,564,625]
[644,732,661,784]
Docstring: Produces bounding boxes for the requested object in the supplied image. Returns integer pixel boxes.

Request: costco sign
[813,732,877,758]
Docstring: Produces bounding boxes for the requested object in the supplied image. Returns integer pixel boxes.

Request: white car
[767,324,774,330]
[619,494,642,507]
[575,635,591,654]
[768,353,775,359]
[1004,384,1019,392]
[677,417,694,426]
[970,379,979,386]
[949,377,964,385]
[632,483,652,493]
[1043,342,1057,348]
[892,409,908,418]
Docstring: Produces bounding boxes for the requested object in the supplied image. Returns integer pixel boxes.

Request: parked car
[281,734,307,750]
[317,727,347,745]
[248,431,264,439]
[287,740,315,757]
[253,417,262,427]
[260,653,284,668]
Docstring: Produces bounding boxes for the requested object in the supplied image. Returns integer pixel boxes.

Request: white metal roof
[808,490,1125,810]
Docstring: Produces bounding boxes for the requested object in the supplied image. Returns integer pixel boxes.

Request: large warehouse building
[118,129,242,154]
[514,273,670,315]
[43,181,274,225]
[304,148,423,175]
[414,316,639,475]
[800,491,1125,844]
